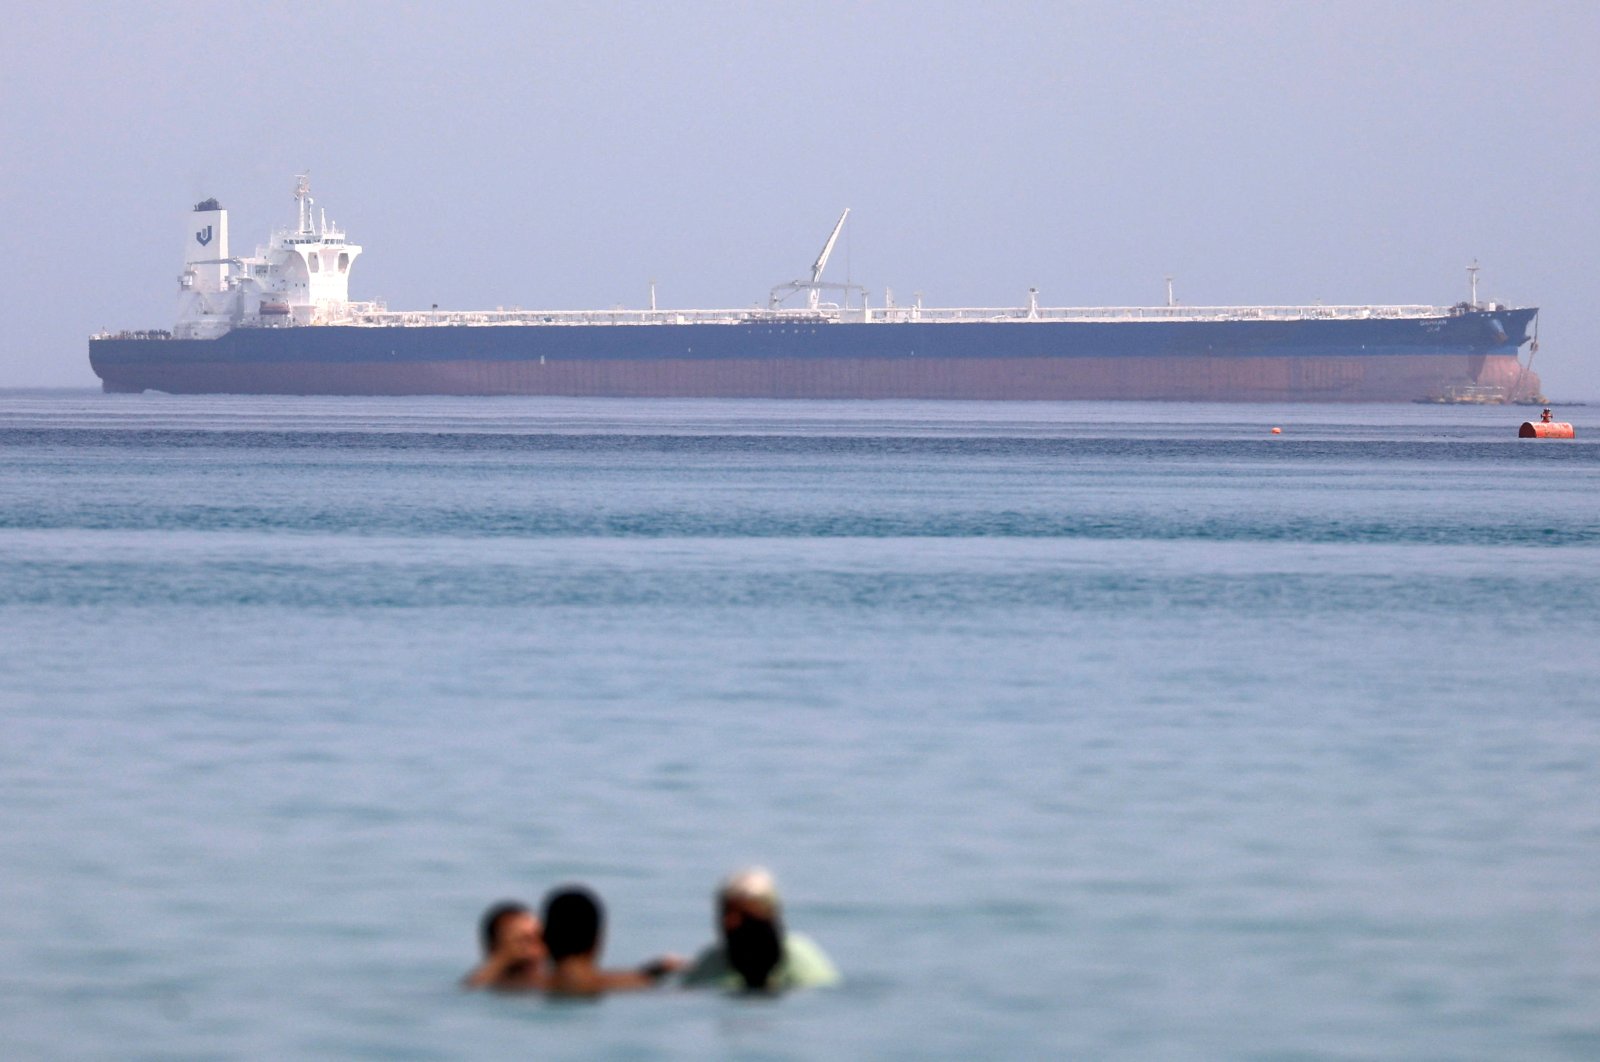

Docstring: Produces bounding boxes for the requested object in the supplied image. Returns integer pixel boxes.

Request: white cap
[719,866,780,909]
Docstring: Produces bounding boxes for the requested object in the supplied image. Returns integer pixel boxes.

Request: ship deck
[328,303,1468,330]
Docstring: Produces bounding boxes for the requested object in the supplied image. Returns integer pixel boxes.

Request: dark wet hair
[727,914,784,990]
[480,901,530,956]
[542,885,603,960]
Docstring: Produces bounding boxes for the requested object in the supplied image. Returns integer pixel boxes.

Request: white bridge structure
[174,174,361,339]
[166,177,1491,339]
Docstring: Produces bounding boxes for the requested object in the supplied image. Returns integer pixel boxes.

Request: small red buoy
[1270,426,1282,434]
[1519,421,1575,439]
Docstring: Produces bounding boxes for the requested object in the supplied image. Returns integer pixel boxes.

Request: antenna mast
[1468,260,1480,308]
[295,173,313,235]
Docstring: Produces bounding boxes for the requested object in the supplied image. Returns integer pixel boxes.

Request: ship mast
[295,173,313,235]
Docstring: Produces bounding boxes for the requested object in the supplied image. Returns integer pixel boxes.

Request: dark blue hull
[90,308,1540,401]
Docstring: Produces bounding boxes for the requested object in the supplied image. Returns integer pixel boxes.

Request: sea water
[0,392,1597,1060]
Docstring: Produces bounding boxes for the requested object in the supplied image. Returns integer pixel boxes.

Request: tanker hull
[90,310,1541,402]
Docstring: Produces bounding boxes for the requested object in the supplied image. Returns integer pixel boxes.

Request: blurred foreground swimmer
[682,867,840,989]
[541,885,685,997]
[462,901,547,990]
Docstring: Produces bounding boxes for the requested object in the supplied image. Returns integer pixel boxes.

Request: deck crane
[768,209,865,311]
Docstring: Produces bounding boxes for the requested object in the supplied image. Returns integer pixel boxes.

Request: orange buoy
[1270,426,1282,434]
[1519,421,1575,439]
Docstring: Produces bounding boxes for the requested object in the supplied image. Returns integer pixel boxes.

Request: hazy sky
[4,0,1596,395]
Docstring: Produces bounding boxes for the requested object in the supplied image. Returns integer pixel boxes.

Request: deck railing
[337,303,1458,329]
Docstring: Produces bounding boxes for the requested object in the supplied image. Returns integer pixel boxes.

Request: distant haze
[4,1,1596,397]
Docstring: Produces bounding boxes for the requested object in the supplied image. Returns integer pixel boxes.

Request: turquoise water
[2,392,1598,1059]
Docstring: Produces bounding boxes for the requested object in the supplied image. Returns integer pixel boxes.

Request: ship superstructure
[175,175,362,339]
[91,177,1543,402]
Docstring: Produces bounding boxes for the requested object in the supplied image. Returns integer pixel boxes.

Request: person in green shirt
[681,867,840,990]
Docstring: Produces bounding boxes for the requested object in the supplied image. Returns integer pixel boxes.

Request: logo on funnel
[195,225,213,247]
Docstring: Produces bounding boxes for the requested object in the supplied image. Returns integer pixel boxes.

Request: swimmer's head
[541,885,604,960]
[479,901,540,957]
[718,866,782,930]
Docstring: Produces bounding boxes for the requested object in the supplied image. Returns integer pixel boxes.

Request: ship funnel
[185,198,230,293]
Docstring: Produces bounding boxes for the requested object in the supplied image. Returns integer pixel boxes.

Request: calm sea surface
[1,391,1597,1060]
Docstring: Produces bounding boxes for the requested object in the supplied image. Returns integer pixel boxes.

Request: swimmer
[682,867,840,989]
[540,885,684,996]
[462,900,547,990]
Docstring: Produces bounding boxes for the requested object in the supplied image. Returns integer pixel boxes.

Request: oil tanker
[90,177,1542,402]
